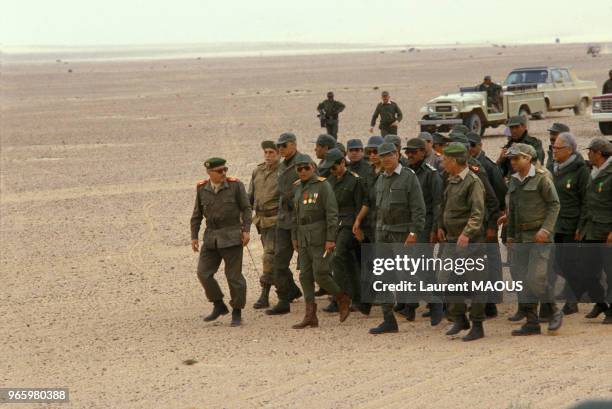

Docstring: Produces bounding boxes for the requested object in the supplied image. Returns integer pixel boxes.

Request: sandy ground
[1,43,612,409]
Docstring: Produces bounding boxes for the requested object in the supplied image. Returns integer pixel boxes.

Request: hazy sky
[2,0,611,46]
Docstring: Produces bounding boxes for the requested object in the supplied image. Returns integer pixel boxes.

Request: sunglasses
[209,167,228,174]
[296,165,311,172]
[469,142,477,148]
[348,148,362,152]
[365,149,378,155]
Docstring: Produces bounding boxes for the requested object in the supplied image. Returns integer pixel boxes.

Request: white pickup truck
[592,94,612,135]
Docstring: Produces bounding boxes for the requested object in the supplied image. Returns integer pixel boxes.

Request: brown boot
[292,303,318,329]
[335,293,351,323]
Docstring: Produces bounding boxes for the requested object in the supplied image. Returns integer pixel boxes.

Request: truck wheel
[599,122,612,136]
[573,98,588,116]
[463,112,484,136]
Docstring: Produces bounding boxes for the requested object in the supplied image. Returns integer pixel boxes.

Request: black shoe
[462,321,484,341]
[369,312,399,334]
[323,300,338,313]
[430,303,444,326]
[585,303,607,319]
[446,315,470,335]
[288,285,303,303]
[357,302,372,316]
[508,309,526,322]
[398,305,416,321]
[204,301,229,322]
[265,300,290,315]
[422,310,432,318]
[538,303,554,323]
[548,310,563,332]
[511,323,541,336]
[230,309,242,326]
[603,311,612,325]
[485,303,498,318]
[562,302,578,315]
[314,287,328,297]
[253,284,271,309]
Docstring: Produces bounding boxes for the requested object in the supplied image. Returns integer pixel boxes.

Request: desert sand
[1,43,612,409]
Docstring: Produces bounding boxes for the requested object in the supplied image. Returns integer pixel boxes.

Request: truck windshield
[505,70,548,85]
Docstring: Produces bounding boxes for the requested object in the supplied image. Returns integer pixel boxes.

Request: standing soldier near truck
[370,91,403,136]
[317,91,345,139]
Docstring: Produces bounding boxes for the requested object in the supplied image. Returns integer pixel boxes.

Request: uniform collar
[512,164,536,182]
[457,166,469,180]
[384,163,402,176]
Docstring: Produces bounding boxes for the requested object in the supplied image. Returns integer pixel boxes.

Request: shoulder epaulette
[425,163,437,171]
[317,176,327,181]
[227,177,240,182]
[350,171,360,178]
[293,179,301,186]
[404,167,415,174]
[535,167,546,174]
[196,179,208,187]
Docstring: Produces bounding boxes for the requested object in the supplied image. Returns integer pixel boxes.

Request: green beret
[443,142,468,157]
[403,138,426,151]
[261,140,277,150]
[204,157,226,169]
[316,134,336,148]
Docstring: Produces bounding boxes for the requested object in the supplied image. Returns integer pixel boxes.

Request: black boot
[230,308,242,326]
[508,307,526,322]
[462,321,484,341]
[253,284,271,309]
[603,307,612,324]
[430,303,444,326]
[369,311,399,334]
[393,303,406,312]
[511,322,541,336]
[323,300,338,313]
[485,303,498,318]
[562,302,578,315]
[538,302,554,323]
[288,283,303,303]
[314,287,328,297]
[585,303,607,319]
[398,305,416,321]
[445,314,470,335]
[422,303,432,318]
[548,310,563,332]
[204,301,229,322]
[265,299,290,315]
[357,302,372,316]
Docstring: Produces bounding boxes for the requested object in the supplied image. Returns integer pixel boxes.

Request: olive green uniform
[410,160,443,244]
[439,167,487,321]
[370,101,403,136]
[317,99,345,138]
[248,160,280,286]
[477,82,502,110]
[507,165,560,323]
[292,175,341,303]
[191,177,252,309]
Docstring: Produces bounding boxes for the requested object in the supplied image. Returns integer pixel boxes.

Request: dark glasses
[209,167,228,173]
[296,165,310,172]
[365,149,378,155]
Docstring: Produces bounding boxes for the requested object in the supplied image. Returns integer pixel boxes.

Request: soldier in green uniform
[403,137,444,325]
[317,91,345,139]
[347,139,371,177]
[545,123,570,173]
[191,157,252,326]
[505,143,563,335]
[291,154,351,328]
[418,132,443,171]
[370,91,403,136]
[354,136,384,245]
[477,75,503,112]
[314,134,337,178]
[384,134,409,167]
[497,115,545,177]
[266,133,303,315]
[437,143,487,341]
[578,138,612,324]
[368,142,426,334]
[248,141,281,309]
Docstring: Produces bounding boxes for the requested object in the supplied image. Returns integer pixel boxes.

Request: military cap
[319,148,345,169]
[418,132,433,142]
[547,123,570,133]
[276,132,296,145]
[294,153,315,165]
[507,115,526,127]
[466,132,481,144]
[366,135,384,148]
[506,143,536,158]
[204,157,226,169]
[316,134,336,148]
[449,133,469,144]
[587,138,612,154]
[432,132,450,145]
[383,134,402,148]
[452,124,470,134]
[443,142,468,157]
[403,137,426,151]
[336,142,347,155]
[378,142,397,156]
[484,75,491,81]
[261,140,277,150]
[347,138,363,149]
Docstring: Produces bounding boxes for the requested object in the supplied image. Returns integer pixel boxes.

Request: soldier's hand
[497,213,507,226]
[354,228,364,242]
[390,121,399,128]
[352,220,361,235]
[437,228,447,242]
[607,232,612,245]
[325,241,335,252]
[241,232,250,247]
[369,127,374,133]
[457,233,470,248]
[404,233,417,247]
[191,239,199,253]
[292,240,298,252]
[574,231,581,241]
[497,148,508,162]
[534,229,549,243]
[486,228,497,242]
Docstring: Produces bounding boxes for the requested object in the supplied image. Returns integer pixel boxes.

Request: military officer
[497,115,545,177]
[370,91,403,136]
[248,141,281,309]
[545,123,570,173]
[368,142,426,334]
[266,133,304,315]
[384,134,409,167]
[437,143,487,341]
[347,139,371,177]
[314,134,337,178]
[291,154,351,328]
[317,91,345,139]
[505,143,563,336]
[418,132,443,171]
[191,157,252,326]
[578,138,612,324]
[477,75,503,111]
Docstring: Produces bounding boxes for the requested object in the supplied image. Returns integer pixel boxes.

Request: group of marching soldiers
[190,90,612,341]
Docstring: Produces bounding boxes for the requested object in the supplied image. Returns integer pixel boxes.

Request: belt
[256,208,279,217]
[517,221,543,231]
[338,207,356,214]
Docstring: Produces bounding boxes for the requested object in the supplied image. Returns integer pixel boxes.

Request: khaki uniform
[191,177,252,309]
[248,160,280,286]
